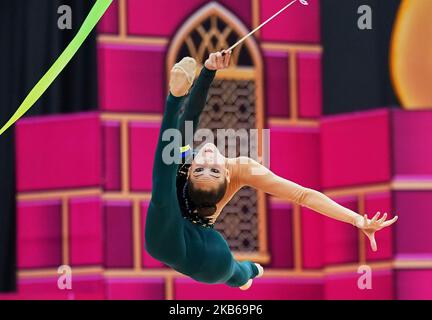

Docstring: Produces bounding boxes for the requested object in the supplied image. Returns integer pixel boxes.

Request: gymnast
[145,50,398,290]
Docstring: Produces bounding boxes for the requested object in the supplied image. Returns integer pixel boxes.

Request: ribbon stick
[0,0,113,136]
[224,0,309,54]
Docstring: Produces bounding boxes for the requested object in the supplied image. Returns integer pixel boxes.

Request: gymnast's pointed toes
[239,279,253,291]
[255,263,264,278]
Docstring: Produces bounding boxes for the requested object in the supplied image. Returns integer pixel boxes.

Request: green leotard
[145,67,259,287]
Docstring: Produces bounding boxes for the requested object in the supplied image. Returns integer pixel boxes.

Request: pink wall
[260,0,321,43]
[394,191,432,256]
[324,196,359,265]
[106,278,165,300]
[16,114,102,191]
[297,52,322,118]
[69,197,103,266]
[301,207,324,269]
[98,44,166,113]
[396,270,432,300]
[0,276,106,300]
[392,110,432,179]
[17,201,62,269]
[269,126,321,190]
[129,122,161,191]
[174,278,323,300]
[264,52,290,117]
[324,270,394,300]
[321,109,392,188]
[103,121,121,191]
[364,192,394,261]
[267,202,294,268]
[97,0,119,34]
[104,201,134,268]
[127,0,253,37]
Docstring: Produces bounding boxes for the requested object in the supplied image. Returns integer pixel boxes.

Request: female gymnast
[145,51,398,290]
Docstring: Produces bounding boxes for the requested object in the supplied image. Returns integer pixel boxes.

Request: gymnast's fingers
[377,212,387,224]
[209,53,216,68]
[223,50,231,68]
[371,212,380,224]
[216,52,224,69]
[382,215,398,228]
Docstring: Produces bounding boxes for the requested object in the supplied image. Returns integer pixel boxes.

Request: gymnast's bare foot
[169,57,197,97]
[239,263,264,290]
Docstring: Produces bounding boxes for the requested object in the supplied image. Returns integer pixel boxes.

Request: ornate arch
[166,2,268,263]
[167,3,262,70]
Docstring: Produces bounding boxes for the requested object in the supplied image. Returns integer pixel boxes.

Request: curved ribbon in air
[0,0,113,136]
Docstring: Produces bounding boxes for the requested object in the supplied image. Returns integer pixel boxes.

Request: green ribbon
[0,0,112,135]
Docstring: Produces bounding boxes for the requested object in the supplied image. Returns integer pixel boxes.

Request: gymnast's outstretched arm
[178,51,230,135]
[180,67,216,126]
[238,157,398,251]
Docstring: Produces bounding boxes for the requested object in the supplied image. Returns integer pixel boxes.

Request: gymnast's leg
[145,92,187,264]
[194,231,263,289]
[225,260,262,289]
[146,56,215,263]
[145,64,195,262]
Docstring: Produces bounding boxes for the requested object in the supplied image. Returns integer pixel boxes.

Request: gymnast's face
[189,143,228,191]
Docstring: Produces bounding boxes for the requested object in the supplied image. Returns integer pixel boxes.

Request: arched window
[167,2,268,262]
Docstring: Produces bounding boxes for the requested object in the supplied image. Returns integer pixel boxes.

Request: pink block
[260,0,320,43]
[364,192,394,261]
[321,109,391,188]
[13,278,69,300]
[97,0,118,34]
[218,0,252,28]
[69,197,103,266]
[127,0,203,36]
[98,44,165,113]
[325,270,394,300]
[103,121,121,191]
[174,278,323,300]
[268,202,294,268]
[17,201,62,269]
[301,207,324,269]
[129,122,161,191]
[105,201,134,268]
[392,110,432,178]
[141,201,165,268]
[67,276,106,300]
[5,276,106,300]
[324,196,359,265]
[269,127,320,190]
[106,278,165,300]
[16,113,101,191]
[264,52,290,117]
[394,191,432,255]
[297,52,322,118]
[396,270,432,300]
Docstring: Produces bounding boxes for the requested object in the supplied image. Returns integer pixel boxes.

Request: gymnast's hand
[205,50,232,71]
[355,212,398,252]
